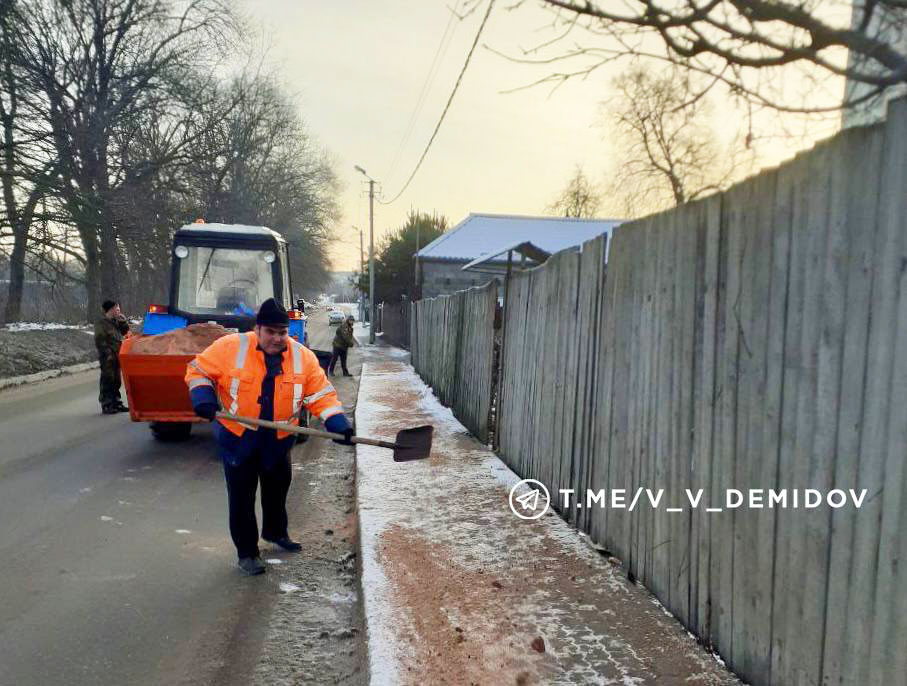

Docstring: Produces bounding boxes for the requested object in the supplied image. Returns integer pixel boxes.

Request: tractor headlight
[174,245,189,259]
[262,250,276,263]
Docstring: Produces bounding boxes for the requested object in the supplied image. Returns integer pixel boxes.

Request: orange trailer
[119,336,203,440]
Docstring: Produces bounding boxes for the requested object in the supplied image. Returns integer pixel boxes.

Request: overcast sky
[240,1,840,272]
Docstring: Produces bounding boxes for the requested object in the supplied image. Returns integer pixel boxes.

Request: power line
[384,1,463,184]
[379,0,495,206]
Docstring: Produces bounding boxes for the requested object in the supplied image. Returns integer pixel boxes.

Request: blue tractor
[142,221,306,340]
[120,222,312,441]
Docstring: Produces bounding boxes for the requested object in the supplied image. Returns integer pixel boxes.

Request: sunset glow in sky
[241,0,842,272]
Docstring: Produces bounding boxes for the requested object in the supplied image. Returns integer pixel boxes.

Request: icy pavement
[249,438,365,686]
[248,330,367,686]
[354,346,743,686]
[352,321,372,345]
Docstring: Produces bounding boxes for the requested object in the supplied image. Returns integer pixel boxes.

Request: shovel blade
[393,425,433,462]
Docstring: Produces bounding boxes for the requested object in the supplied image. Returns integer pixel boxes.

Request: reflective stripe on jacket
[184,331,343,439]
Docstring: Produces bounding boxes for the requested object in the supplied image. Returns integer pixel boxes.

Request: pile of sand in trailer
[129,323,231,355]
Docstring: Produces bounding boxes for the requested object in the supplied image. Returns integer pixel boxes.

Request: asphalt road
[305,303,358,351]
[0,310,365,686]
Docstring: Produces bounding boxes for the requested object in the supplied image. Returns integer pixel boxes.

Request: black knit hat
[102,299,117,313]
[256,298,289,327]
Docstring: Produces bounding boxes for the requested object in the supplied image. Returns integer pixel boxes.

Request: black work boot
[102,405,119,415]
[264,536,302,552]
[237,557,266,575]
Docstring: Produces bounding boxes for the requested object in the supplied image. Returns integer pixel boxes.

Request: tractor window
[175,246,275,316]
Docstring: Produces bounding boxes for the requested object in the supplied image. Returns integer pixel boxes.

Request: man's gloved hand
[194,402,218,422]
[325,413,354,445]
[335,427,354,446]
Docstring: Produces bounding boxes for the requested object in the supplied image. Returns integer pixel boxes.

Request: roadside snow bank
[0,328,98,380]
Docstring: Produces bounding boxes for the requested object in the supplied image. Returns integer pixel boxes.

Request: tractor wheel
[150,421,192,442]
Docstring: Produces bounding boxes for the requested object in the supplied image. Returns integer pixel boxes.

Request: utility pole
[368,179,376,344]
[356,227,365,324]
[355,165,377,344]
[359,229,365,275]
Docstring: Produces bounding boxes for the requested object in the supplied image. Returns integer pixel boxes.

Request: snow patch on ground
[2,322,89,332]
[331,591,356,602]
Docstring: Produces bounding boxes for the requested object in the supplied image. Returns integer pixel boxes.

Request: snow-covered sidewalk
[354,345,742,686]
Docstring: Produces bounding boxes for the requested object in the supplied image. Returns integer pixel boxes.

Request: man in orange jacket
[185,298,354,576]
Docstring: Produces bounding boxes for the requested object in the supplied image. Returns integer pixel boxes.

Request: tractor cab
[143,222,305,341]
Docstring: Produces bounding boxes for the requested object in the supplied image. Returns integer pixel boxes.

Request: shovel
[216,412,433,462]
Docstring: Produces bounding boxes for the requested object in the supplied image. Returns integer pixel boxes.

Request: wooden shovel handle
[216,412,397,450]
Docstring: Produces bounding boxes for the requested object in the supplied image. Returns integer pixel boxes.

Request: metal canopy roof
[460,241,552,274]
[416,213,621,262]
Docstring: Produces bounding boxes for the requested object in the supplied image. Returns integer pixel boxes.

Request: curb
[352,360,374,684]
[0,360,99,391]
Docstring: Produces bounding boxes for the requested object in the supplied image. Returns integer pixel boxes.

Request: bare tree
[0,0,58,323]
[490,0,907,114]
[181,75,339,297]
[11,0,234,318]
[547,166,602,217]
[603,66,753,217]
[1,2,340,321]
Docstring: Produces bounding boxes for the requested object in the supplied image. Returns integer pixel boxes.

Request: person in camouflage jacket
[94,299,131,414]
[329,315,356,377]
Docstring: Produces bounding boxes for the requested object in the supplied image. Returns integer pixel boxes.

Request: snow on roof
[177,222,284,241]
[416,213,621,262]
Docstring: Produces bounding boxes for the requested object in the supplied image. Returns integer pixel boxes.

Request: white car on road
[328,309,346,325]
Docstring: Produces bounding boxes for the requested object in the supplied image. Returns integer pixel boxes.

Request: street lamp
[355,165,376,344]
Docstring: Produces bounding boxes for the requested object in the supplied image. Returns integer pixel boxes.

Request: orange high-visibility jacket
[184,331,343,439]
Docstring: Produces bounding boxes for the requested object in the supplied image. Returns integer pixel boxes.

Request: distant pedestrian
[329,315,356,377]
[94,299,130,415]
